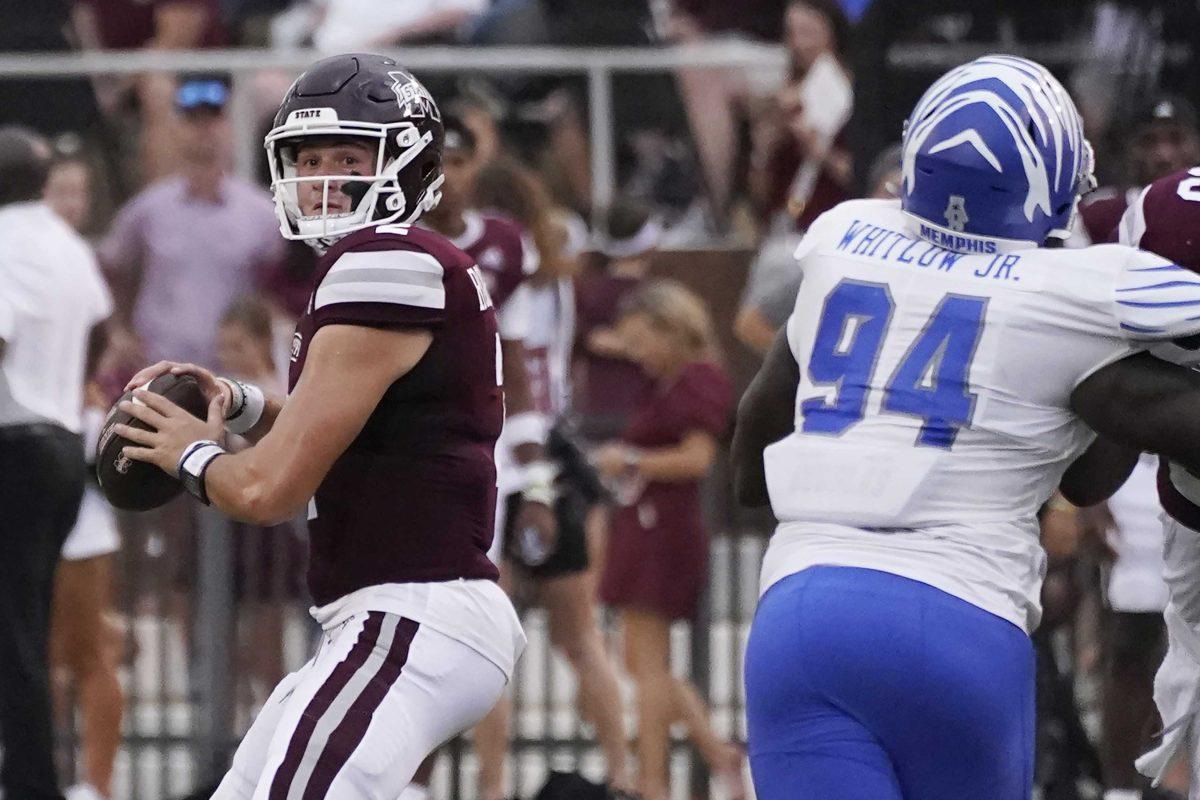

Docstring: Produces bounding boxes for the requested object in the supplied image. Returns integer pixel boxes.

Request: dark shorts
[504,421,607,580]
[504,470,591,579]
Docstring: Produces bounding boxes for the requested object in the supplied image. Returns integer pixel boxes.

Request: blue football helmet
[901,54,1096,254]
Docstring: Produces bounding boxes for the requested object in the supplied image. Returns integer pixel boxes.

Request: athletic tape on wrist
[225,380,265,435]
[177,439,226,505]
[218,377,246,420]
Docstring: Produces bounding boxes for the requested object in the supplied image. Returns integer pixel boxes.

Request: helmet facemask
[1046,138,1097,244]
[265,120,444,250]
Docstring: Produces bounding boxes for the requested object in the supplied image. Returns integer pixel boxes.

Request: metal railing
[0,43,785,231]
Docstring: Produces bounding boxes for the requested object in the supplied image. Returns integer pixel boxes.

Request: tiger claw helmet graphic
[900,54,1096,254]
[265,53,446,248]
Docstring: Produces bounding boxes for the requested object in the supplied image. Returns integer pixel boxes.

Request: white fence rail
[0,44,786,228]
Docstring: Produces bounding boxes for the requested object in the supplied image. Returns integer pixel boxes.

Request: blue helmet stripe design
[901,54,1094,253]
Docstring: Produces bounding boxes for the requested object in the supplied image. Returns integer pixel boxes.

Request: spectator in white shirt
[0,126,113,800]
[43,145,127,800]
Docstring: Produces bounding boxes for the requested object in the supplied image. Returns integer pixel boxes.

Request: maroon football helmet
[266,53,445,247]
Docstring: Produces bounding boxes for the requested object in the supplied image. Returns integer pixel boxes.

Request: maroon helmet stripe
[301,618,421,798]
[268,612,384,800]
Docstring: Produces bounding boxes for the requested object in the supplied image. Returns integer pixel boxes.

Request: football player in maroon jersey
[114,54,526,799]
[415,114,579,800]
[1086,162,1200,799]
[1116,167,1200,796]
[1072,92,1200,799]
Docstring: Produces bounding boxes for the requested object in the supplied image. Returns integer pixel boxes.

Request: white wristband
[505,411,548,448]
[520,459,559,506]
[224,379,265,435]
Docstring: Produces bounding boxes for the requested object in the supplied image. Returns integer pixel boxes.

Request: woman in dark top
[593,280,744,800]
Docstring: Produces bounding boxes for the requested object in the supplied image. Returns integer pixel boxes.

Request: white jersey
[761,198,1200,632]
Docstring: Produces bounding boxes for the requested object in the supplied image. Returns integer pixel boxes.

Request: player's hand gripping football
[125,360,234,411]
[113,389,227,476]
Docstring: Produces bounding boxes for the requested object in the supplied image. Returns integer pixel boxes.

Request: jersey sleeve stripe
[1120,322,1166,334]
[314,280,446,310]
[323,267,443,291]
[327,250,445,278]
[1116,298,1200,308]
[1130,264,1189,273]
[1116,280,1200,292]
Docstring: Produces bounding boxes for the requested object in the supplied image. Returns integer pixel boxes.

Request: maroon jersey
[758,128,851,232]
[1120,167,1200,268]
[444,210,530,315]
[288,224,503,605]
[598,361,733,620]
[574,270,654,438]
[1078,186,1134,244]
[1121,166,1200,526]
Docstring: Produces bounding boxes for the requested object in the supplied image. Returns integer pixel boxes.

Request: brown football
[95,373,208,511]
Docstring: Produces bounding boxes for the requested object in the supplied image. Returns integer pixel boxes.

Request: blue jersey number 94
[801,279,988,448]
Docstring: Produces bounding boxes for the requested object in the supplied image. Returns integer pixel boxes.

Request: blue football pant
[745,566,1035,800]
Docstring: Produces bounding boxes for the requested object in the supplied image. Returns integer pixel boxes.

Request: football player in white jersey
[732,55,1200,800]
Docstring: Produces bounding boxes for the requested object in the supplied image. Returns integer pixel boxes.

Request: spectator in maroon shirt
[746,0,853,232]
[592,280,743,800]
[72,0,225,185]
[574,198,660,442]
[671,0,849,222]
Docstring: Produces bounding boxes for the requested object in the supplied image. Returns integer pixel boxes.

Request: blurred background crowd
[2,0,1200,799]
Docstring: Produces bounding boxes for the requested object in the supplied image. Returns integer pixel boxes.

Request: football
[95,374,209,511]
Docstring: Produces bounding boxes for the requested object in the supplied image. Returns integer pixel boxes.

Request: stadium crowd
[2,1,1200,800]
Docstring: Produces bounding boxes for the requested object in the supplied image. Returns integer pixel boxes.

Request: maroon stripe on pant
[268,612,385,800]
[301,617,421,799]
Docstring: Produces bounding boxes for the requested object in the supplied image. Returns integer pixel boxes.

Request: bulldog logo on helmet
[388,72,441,122]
